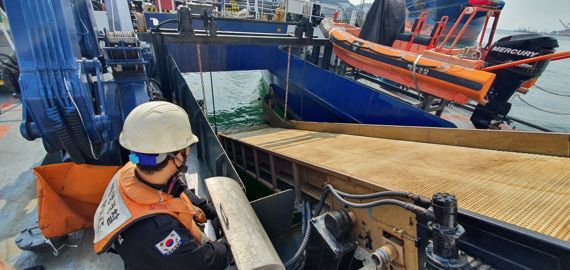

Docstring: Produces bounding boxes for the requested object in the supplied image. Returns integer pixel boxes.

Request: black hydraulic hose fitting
[324,210,354,241]
[432,193,458,229]
[425,193,469,270]
[409,194,433,208]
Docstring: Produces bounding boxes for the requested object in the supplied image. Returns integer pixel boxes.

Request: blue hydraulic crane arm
[5,0,151,164]
[74,0,102,58]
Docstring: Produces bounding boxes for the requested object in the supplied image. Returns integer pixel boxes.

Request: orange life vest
[93,163,207,254]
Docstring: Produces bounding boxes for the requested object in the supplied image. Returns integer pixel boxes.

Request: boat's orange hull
[329,28,496,104]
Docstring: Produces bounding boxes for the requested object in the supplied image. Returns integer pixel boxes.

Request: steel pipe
[205,177,285,270]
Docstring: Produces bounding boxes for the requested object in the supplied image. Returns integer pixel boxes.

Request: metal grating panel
[226,128,570,241]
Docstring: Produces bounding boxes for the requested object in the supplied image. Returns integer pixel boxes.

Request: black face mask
[166,151,189,194]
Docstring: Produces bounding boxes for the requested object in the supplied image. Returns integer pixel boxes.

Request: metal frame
[148,31,329,47]
[418,211,570,270]
[436,5,501,56]
[220,129,570,270]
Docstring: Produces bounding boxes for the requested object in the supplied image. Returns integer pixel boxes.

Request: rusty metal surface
[224,128,570,242]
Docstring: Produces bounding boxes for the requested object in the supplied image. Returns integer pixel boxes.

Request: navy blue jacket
[114,214,230,270]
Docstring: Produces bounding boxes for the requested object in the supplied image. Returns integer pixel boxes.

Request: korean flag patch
[155,230,183,256]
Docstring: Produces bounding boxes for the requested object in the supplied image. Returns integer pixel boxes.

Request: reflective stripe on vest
[93,163,207,254]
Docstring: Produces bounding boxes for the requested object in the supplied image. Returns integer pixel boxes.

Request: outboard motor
[471,34,558,129]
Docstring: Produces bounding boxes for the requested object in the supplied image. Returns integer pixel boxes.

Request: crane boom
[560,19,569,29]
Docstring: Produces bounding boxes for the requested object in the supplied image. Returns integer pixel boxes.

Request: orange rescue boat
[320,3,569,108]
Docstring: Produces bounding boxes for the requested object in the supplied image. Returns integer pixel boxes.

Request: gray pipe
[205,177,285,270]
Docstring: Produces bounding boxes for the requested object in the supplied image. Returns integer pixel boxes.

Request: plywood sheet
[283,121,570,157]
[225,128,570,241]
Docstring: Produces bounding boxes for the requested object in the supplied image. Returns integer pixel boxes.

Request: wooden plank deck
[225,127,570,241]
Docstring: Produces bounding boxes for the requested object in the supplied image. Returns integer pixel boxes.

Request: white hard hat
[119,101,199,154]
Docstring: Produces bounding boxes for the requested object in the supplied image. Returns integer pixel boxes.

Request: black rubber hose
[333,188,432,207]
[0,67,18,77]
[91,0,103,11]
[316,184,433,220]
[284,200,312,269]
[47,108,85,164]
[328,186,430,216]
[333,189,409,199]
[153,19,179,31]
[300,200,307,236]
[0,52,17,63]
[0,61,19,73]
[64,109,96,160]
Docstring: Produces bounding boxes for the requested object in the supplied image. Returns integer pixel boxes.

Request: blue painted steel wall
[166,43,455,128]
[144,12,288,33]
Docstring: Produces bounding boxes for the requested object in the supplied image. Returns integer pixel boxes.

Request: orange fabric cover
[35,163,121,238]
[93,163,207,254]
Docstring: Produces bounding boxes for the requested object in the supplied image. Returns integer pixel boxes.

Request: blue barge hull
[164,42,455,128]
[144,14,455,128]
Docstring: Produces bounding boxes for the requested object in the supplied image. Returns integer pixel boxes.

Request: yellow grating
[227,128,570,241]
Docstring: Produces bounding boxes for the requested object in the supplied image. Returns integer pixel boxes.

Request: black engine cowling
[470,34,558,129]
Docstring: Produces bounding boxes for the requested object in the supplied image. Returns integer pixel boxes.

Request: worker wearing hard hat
[93,101,231,270]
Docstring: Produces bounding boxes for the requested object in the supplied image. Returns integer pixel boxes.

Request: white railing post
[254,0,259,19]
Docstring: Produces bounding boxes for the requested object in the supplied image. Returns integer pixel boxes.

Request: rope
[412,54,424,102]
[283,46,292,120]
[516,94,570,116]
[196,44,208,115]
[535,85,570,98]
[206,34,218,134]
[44,236,78,256]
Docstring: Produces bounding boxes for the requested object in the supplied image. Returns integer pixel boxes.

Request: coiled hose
[284,200,312,269]
[300,200,307,237]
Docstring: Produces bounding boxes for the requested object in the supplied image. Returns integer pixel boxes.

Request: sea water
[184,70,267,131]
[183,30,570,132]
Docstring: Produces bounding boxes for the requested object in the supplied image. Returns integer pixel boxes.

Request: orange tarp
[34,163,120,238]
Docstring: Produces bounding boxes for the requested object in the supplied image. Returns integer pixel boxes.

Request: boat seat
[394,21,442,47]
[394,17,422,42]
[393,33,431,52]
[395,32,413,42]
[413,35,432,45]
[395,32,432,45]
